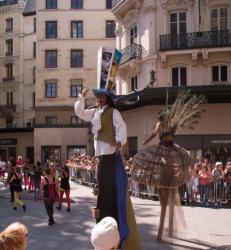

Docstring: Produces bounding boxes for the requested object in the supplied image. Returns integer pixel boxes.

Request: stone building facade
[0,0,35,162]
[112,0,231,162]
[35,0,116,164]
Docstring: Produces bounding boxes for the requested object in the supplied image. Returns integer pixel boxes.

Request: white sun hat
[91,217,120,250]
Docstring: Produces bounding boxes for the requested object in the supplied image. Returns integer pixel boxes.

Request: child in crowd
[0,222,28,250]
[91,217,120,250]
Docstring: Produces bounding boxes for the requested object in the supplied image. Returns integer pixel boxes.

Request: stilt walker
[74,47,142,250]
[132,89,206,241]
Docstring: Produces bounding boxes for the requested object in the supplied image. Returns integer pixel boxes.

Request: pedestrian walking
[10,167,26,212]
[56,165,71,212]
[40,168,59,225]
[34,162,43,201]
[6,161,16,202]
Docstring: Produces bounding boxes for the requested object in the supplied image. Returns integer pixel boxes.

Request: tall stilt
[157,188,169,241]
[168,188,175,237]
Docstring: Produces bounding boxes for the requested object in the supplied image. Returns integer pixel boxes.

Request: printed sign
[97,47,123,91]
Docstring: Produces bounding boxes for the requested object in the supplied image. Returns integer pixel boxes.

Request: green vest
[96,107,116,146]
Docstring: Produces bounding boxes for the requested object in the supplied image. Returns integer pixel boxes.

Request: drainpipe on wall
[199,0,201,31]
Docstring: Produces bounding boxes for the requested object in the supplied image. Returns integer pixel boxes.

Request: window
[32,92,35,108]
[6,117,13,128]
[71,0,83,9]
[71,116,82,124]
[71,21,83,38]
[106,20,116,38]
[6,18,13,32]
[45,50,57,68]
[170,12,186,34]
[45,81,57,98]
[67,145,86,159]
[46,21,57,39]
[34,18,36,33]
[33,42,36,58]
[211,8,228,31]
[5,39,13,56]
[71,79,83,97]
[106,0,112,9]
[71,50,83,68]
[41,146,61,165]
[130,26,137,44]
[172,67,187,86]
[131,76,137,90]
[6,92,13,107]
[45,116,57,125]
[32,67,36,83]
[5,63,13,79]
[212,65,228,82]
[46,0,57,9]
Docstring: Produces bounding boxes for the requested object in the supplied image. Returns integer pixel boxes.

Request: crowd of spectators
[66,153,231,208]
[1,153,231,208]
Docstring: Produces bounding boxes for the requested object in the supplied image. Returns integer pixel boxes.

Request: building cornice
[161,0,194,10]
[0,4,23,14]
[143,0,156,15]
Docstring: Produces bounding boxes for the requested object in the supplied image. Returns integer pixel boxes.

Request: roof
[23,0,36,16]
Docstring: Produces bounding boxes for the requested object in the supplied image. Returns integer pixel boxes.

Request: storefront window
[203,147,231,164]
[67,145,86,159]
[41,146,61,165]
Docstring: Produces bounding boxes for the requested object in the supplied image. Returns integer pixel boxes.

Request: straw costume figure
[132,89,206,241]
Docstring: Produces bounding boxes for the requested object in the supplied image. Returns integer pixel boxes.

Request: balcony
[112,0,124,9]
[121,43,146,64]
[2,77,15,82]
[34,123,89,129]
[112,0,140,17]
[5,51,13,56]
[0,104,16,117]
[0,0,18,7]
[160,30,231,51]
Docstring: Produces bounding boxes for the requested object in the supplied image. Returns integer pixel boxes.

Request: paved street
[1,180,231,250]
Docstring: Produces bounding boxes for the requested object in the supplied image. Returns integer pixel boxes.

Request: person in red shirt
[199,164,212,206]
[16,156,23,169]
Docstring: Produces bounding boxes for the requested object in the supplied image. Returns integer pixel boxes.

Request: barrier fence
[70,167,231,208]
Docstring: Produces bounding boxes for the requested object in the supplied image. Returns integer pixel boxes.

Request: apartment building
[0,0,35,162]
[112,0,231,162]
[34,0,116,164]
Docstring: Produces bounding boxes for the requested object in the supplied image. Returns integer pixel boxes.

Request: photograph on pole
[97,47,122,91]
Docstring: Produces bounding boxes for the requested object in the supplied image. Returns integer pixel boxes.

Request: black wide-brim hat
[92,89,116,100]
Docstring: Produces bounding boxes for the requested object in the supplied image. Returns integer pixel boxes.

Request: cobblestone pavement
[1,181,231,250]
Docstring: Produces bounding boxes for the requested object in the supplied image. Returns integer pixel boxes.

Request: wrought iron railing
[0,104,16,112]
[0,0,18,7]
[3,77,15,82]
[34,123,89,128]
[121,43,146,64]
[160,30,231,51]
[0,104,16,118]
[112,0,124,9]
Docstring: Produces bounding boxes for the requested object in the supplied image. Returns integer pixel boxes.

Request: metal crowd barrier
[70,167,231,208]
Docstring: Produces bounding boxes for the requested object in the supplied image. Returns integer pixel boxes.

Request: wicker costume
[132,89,206,241]
[132,89,205,189]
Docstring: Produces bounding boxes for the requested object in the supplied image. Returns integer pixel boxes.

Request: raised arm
[142,122,160,145]
[74,87,96,122]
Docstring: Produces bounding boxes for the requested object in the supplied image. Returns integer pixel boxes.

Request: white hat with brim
[91,217,120,250]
